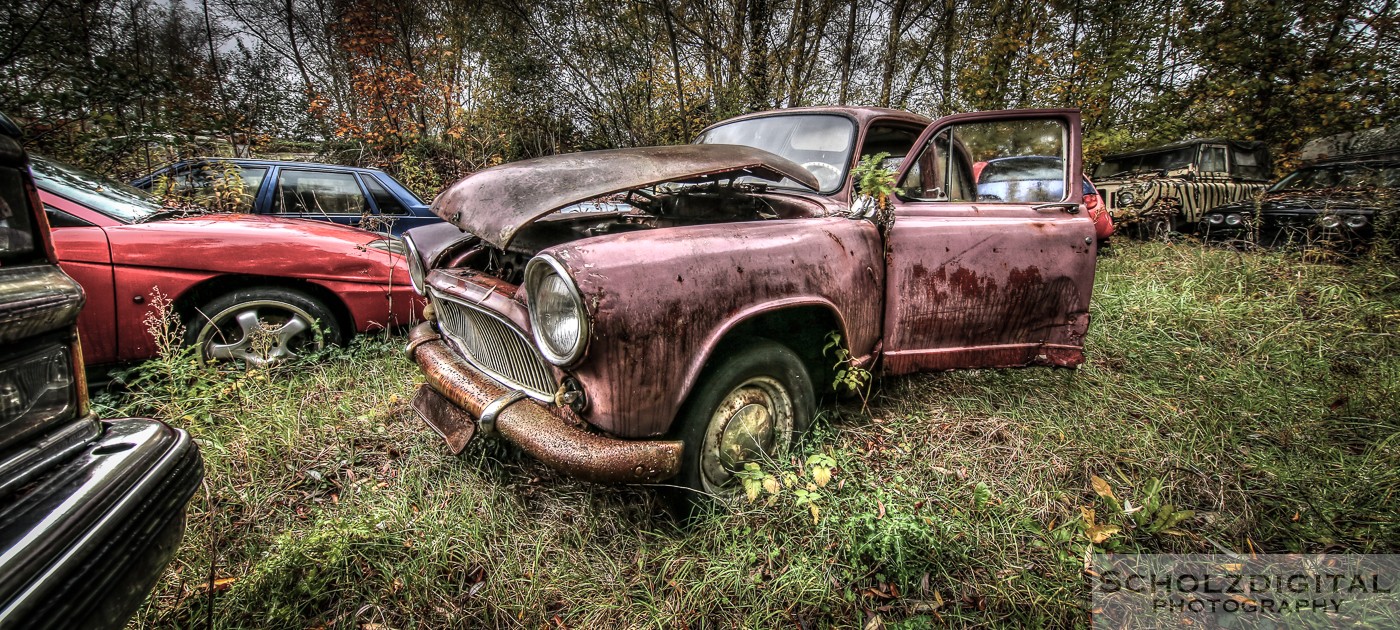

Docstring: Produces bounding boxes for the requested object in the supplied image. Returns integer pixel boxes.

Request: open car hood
[431,144,820,248]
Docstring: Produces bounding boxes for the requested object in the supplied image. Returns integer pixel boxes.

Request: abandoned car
[1201,151,1398,248]
[132,158,436,236]
[402,108,1097,497]
[0,113,203,628]
[1094,139,1272,234]
[34,156,421,368]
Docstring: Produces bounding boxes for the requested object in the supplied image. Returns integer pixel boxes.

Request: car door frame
[879,108,1097,375]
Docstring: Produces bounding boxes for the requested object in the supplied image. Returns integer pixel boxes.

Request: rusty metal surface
[430,144,821,248]
[408,323,683,483]
[881,207,1096,375]
[409,384,476,454]
[546,213,883,438]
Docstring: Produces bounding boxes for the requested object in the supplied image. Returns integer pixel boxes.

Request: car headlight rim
[1224,213,1242,226]
[403,233,426,296]
[1344,215,1368,228]
[1319,214,1342,229]
[525,254,589,366]
[1208,213,1225,225]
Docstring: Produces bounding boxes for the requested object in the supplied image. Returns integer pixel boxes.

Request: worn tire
[184,286,341,367]
[670,338,815,506]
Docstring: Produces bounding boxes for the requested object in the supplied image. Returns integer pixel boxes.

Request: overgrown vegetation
[110,241,1399,628]
[5,0,1395,192]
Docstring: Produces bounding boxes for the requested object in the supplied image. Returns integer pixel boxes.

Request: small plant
[1082,474,1195,550]
[851,152,899,238]
[822,331,872,408]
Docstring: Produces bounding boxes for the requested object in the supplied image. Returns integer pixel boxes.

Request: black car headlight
[402,233,426,295]
[1319,215,1342,229]
[0,344,76,434]
[525,255,588,366]
[1345,215,1368,228]
[1207,213,1225,225]
[1225,213,1243,226]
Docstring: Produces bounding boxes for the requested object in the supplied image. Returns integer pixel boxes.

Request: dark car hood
[430,144,820,249]
[1226,190,1383,215]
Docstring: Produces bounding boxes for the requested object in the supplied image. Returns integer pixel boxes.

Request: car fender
[547,217,883,438]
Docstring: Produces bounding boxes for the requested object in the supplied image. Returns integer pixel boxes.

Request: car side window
[860,124,923,170]
[900,119,1066,204]
[362,175,407,215]
[44,205,94,228]
[275,169,367,215]
[1200,146,1228,173]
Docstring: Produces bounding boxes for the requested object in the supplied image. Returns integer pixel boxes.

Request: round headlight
[1225,213,1242,226]
[1345,215,1368,228]
[1118,191,1137,207]
[403,233,426,295]
[1319,215,1342,229]
[1208,213,1225,225]
[525,255,588,366]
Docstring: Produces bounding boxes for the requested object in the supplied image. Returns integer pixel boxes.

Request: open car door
[880,109,1097,374]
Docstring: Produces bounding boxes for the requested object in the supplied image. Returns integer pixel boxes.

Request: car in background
[131,158,436,236]
[33,156,422,367]
[971,157,1113,245]
[403,107,1096,500]
[1094,139,1272,234]
[0,113,202,629]
[1201,151,1398,249]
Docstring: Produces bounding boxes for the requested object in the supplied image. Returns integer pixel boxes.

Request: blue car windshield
[30,156,162,223]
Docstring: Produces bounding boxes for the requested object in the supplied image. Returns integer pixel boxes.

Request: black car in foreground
[0,114,203,629]
[1202,151,1399,248]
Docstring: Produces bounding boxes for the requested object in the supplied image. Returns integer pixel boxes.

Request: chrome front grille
[431,290,556,400]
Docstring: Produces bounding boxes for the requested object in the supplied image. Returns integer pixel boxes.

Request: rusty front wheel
[673,339,814,501]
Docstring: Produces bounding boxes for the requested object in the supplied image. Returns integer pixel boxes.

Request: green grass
[110,241,1400,629]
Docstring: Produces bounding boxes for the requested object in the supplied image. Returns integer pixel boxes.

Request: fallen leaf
[1090,475,1115,499]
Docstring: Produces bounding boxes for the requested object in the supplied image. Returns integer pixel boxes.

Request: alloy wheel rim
[195,300,322,367]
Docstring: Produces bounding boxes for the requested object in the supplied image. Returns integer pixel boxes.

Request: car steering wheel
[801,161,841,190]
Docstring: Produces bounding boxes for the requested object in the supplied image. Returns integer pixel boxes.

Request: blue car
[132,158,438,235]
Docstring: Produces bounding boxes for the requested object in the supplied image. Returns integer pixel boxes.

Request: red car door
[42,196,120,365]
[880,109,1097,374]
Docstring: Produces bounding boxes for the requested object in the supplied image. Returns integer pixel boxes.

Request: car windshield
[1271,163,1400,192]
[30,156,163,223]
[1095,147,1196,178]
[694,114,855,194]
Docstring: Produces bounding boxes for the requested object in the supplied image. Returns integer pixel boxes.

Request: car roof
[1311,150,1400,166]
[696,106,932,137]
[1103,138,1268,160]
[157,157,387,174]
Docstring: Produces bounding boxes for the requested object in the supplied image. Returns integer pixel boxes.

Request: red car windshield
[30,156,164,223]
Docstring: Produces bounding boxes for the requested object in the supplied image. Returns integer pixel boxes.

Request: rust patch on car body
[408,323,683,482]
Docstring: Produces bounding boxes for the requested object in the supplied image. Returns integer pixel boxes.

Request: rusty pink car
[402,107,1097,498]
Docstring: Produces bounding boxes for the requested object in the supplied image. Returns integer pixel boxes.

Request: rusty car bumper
[405,322,683,484]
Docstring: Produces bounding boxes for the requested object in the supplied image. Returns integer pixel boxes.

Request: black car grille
[431,291,556,400]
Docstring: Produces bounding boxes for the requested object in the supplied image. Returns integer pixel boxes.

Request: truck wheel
[673,339,815,501]
[185,287,341,367]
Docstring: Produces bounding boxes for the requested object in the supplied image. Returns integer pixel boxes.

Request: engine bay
[448,183,823,285]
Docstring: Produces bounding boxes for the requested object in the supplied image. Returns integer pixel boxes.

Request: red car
[32,156,421,367]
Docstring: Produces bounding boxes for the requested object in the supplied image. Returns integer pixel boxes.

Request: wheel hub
[700,377,794,493]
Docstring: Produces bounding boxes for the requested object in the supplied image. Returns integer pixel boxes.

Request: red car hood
[431,144,820,249]
[102,214,405,283]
